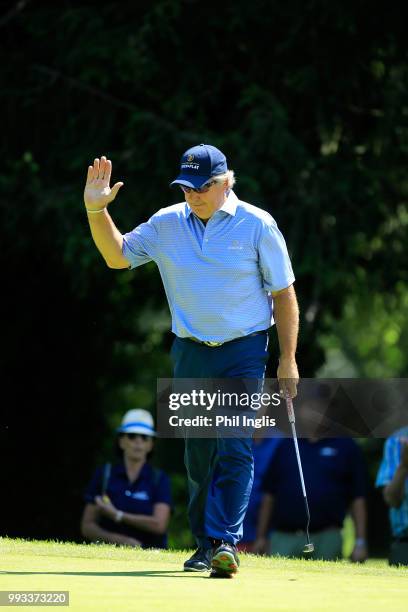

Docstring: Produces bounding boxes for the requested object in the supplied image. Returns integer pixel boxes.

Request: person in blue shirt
[254,435,368,561]
[83,144,299,577]
[376,426,408,566]
[81,409,172,549]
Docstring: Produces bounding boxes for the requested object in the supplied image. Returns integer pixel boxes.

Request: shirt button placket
[203,229,209,250]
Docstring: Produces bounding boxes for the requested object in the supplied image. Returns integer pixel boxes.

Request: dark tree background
[1,0,407,553]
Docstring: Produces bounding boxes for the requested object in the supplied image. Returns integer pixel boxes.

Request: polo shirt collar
[115,461,127,476]
[219,190,238,216]
[184,190,238,219]
[116,460,150,481]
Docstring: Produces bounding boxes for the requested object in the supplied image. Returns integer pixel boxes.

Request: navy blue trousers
[171,332,269,548]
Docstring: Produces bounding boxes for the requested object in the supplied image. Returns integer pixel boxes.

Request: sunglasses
[179,179,217,194]
[124,433,149,441]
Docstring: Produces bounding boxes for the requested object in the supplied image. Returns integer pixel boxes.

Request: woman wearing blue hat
[81,409,172,548]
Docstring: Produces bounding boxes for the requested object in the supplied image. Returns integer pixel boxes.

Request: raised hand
[84,156,124,211]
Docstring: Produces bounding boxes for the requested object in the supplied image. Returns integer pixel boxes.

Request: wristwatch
[115,510,124,523]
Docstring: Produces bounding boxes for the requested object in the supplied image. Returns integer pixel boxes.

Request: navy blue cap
[170,143,227,189]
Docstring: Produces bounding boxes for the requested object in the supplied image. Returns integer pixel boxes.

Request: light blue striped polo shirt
[122,190,295,342]
[376,426,408,537]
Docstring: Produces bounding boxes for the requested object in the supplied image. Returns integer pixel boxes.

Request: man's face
[182,180,228,221]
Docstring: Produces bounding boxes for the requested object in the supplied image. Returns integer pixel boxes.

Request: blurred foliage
[166,473,195,550]
[319,284,408,378]
[1,0,407,550]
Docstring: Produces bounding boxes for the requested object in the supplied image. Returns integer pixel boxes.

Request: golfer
[83,144,299,577]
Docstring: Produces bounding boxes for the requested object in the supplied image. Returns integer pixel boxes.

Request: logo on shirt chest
[320,447,338,457]
[125,490,150,500]
[227,240,243,250]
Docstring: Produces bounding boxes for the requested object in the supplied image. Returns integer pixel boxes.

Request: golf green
[1,538,407,611]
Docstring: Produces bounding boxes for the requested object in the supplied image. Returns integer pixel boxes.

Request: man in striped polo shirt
[83,144,299,577]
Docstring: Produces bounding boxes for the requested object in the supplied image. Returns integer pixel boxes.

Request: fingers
[278,379,287,398]
[104,159,112,183]
[277,358,299,399]
[93,157,100,178]
[91,156,108,181]
[278,378,298,399]
[99,156,107,180]
[286,380,298,399]
[109,182,124,201]
[87,156,118,189]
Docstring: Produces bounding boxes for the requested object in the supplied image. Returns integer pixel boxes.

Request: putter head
[303,543,314,554]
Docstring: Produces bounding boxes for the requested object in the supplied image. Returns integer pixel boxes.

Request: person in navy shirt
[81,409,172,549]
[254,435,368,561]
[83,145,299,577]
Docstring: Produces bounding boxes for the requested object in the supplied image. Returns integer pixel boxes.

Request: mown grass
[1,538,407,611]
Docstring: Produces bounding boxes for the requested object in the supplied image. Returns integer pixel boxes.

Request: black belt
[186,330,267,348]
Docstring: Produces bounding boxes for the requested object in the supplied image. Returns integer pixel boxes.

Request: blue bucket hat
[170,143,228,189]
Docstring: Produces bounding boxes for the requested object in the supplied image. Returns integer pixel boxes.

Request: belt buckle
[203,341,223,347]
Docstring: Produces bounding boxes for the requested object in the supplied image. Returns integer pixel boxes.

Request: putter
[285,391,315,554]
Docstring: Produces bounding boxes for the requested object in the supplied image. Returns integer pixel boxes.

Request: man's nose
[189,192,202,202]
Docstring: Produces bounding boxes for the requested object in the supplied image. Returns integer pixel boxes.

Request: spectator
[254,435,368,561]
[81,409,172,549]
[237,432,282,552]
[376,427,408,566]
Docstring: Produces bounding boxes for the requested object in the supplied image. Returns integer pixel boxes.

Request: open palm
[84,156,123,211]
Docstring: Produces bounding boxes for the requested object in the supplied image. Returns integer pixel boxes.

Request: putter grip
[285,394,295,423]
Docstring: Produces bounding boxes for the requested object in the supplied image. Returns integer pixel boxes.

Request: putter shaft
[285,393,314,554]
